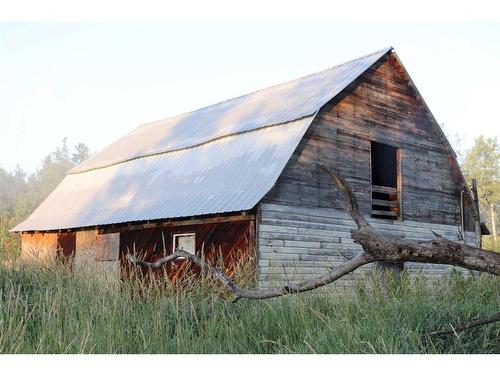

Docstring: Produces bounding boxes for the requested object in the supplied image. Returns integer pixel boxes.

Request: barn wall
[262,52,474,229]
[257,203,476,291]
[20,230,119,282]
[21,232,76,263]
[119,219,255,280]
[74,230,120,282]
[21,232,58,262]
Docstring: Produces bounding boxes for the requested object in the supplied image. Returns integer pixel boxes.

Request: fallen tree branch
[428,311,500,337]
[127,250,242,295]
[317,165,500,275]
[127,164,500,301]
[316,163,368,229]
[350,226,500,275]
[127,250,374,301]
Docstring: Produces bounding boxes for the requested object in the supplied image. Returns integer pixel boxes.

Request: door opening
[370,141,401,220]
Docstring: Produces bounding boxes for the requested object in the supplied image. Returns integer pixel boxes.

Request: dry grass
[0,256,498,354]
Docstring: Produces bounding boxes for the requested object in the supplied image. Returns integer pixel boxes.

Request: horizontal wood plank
[371,199,399,207]
[99,214,254,234]
[371,185,398,195]
[371,210,399,217]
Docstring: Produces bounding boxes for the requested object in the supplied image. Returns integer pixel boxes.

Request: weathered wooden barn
[13,47,480,290]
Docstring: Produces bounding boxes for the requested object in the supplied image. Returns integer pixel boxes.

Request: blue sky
[1,21,499,172]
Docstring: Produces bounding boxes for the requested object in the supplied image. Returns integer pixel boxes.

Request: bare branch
[351,227,500,275]
[234,252,373,300]
[336,248,355,261]
[428,311,500,337]
[430,229,442,238]
[127,250,242,295]
[127,251,374,301]
[315,163,368,229]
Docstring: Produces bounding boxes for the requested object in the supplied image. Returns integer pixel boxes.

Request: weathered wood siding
[21,230,120,282]
[119,219,255,280]
[21,232,76,263]
[74,230,120,283]
[21,232,58,262]
[263,52,474,229]
[257,203,476,290]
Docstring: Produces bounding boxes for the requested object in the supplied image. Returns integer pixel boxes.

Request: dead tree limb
[128,164,500,301]
[351,226,500,275]
[317,164,500,275]
[428,311,500,337]
[128,250,242,294]
[315,163,369,229]
[127,250,374,301]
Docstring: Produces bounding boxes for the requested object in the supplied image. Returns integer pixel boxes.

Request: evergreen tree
[0,139,91,258]
[71,143,91,165]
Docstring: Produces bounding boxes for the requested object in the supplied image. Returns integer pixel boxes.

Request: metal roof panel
[13,48,392,232]
[72,48,390,173]
[13,117,313,231]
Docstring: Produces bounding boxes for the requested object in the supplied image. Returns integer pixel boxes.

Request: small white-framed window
[172,233,196,255]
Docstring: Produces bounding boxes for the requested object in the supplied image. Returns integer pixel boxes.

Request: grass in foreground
[0,262,498,354]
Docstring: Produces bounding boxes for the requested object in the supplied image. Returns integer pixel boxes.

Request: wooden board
[257,203,477,291]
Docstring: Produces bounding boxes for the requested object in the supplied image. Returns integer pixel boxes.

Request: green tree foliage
[71,142,91,165]
[461,136,500,251]
[0,138,91,257]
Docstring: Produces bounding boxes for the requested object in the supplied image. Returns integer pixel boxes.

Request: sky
[0,21,499,173]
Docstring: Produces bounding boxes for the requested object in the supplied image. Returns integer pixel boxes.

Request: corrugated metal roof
[13,47,392,232]
[72,47,391,173]
[13,117,314,231]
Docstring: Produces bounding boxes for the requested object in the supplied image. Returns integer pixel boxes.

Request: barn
[12,47,481,290]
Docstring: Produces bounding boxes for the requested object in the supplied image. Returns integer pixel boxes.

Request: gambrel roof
[13,48,393,232]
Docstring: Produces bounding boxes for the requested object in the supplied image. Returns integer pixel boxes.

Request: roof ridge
[69,114,317,175]
[70,46,392,174]
[136,47,393,131]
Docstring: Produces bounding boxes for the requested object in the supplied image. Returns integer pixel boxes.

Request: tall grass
[0,219,20,261]
[0,261,498,354]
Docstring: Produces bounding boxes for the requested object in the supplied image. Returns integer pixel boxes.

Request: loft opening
[370,141,401,220]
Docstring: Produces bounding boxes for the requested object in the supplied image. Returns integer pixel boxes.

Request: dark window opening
[371,142,397,187]
[371,141,400,220]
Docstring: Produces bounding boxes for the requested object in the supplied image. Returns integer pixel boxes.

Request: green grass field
[0,262,498,354]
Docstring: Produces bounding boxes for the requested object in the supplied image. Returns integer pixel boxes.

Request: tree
[71,143,91,165]
[0,139,91,258]
[26,138,74,214]
[461,136,500,251]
